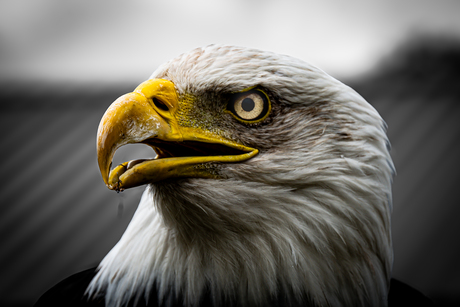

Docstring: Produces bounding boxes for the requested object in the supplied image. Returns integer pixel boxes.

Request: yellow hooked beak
[97,79,258,191]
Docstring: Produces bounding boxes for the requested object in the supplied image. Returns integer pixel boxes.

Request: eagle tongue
[126,159,150,170]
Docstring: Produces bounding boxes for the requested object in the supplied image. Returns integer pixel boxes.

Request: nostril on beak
[152,97,169,111]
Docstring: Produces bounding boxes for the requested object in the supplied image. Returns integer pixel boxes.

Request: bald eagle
[35,45,433,307]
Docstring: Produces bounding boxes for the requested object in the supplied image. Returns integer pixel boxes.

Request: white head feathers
[88,45,394,307]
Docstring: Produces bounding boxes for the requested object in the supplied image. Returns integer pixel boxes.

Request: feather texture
[87,45,395,307]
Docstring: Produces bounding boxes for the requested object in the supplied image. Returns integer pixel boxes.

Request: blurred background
[1,1,459,306]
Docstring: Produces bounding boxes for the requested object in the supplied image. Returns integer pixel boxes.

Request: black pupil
[241,98,255,112]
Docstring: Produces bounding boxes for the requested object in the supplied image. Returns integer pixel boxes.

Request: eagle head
[89,45,394,307]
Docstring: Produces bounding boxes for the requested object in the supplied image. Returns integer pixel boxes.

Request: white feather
[87,45,394,307]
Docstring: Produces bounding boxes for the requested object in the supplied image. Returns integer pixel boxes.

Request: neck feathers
[88,171,392,307]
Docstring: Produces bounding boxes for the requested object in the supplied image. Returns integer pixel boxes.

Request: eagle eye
[227,89,270,123]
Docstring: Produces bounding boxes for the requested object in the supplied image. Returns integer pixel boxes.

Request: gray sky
[1,0,459,83]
